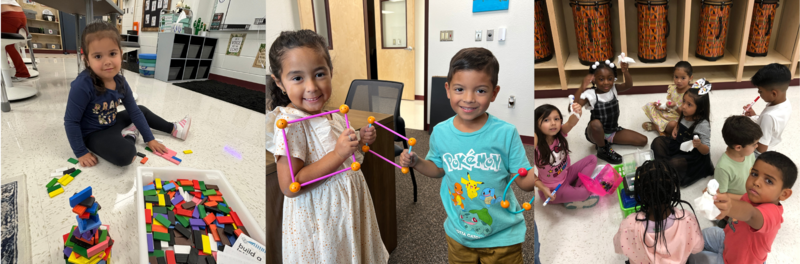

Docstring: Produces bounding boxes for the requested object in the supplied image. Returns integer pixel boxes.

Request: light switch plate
[440,30,453,41]
[475,30,482,41]
[487,29,494,41]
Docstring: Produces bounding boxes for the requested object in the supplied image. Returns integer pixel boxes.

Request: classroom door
[374,0,415,100]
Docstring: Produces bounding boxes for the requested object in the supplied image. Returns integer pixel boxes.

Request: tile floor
[533,87,800,263]
[1,55,266,263]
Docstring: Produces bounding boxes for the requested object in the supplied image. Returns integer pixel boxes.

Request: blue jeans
[688,227,726,264]
[534,222,541,264]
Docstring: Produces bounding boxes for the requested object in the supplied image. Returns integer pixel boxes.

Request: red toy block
[192,180,200,190]
[63,233,69,243]
[234,229,243,237]
[209,225,220,242]
[179,180,192,186]
[204,201,217,207]
[174,207,193,217]
[72,205,87,215]
[141,157,148,164]
[103,240,112,260]
[208,195,223,202]
[231,211,243,227]
[216,216,233,224]
[166,250,176,264]
[145,209,152,224]
[193,192,202,199]
[79,212,91,219]
[203,214,216,225]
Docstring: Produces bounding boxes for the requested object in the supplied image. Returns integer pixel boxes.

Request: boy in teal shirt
[399,48,545,262]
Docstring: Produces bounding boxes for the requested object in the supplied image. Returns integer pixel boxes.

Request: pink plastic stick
[344,113,356,163]
[368,150,402,169]
[301,167,351,186]
[281,129,296,183]
[372,121,409,141]
[286,109,340,124]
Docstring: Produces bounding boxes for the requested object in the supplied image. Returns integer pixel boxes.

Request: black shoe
[597,144,623,164]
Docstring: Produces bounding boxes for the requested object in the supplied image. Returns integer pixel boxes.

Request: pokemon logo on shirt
[442,149,503,172]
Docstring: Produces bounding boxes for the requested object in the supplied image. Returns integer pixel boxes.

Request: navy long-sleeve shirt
[64,71,155,157]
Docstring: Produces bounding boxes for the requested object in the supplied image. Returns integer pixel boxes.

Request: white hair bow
[692,78,712,95]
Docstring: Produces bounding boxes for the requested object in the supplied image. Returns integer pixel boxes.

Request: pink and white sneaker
[172,115,191,140]
[121,123,139,141]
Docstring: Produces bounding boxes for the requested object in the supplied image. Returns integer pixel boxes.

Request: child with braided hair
[614,159,704,263]
[574,60,648,164]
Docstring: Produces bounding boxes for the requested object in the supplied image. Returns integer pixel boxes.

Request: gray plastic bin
[171,43,185,58]
[168,67,181,80]
[183,65,195,80]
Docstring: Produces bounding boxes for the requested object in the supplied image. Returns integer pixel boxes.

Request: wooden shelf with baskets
[534,0,800,92]
[18,0,63,52]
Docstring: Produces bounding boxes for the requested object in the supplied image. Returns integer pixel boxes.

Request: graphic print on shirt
[442,149,503,172]
[449,183,465,209]
[481,188,499,208]
[462,173,484,200]
[458,207,494,236]
[95,99,119,125]
[545,144,568,178]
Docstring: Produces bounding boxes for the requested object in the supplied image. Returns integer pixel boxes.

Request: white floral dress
[266,106,389,264]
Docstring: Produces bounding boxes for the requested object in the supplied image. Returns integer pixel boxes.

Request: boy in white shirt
[744,63,793,157]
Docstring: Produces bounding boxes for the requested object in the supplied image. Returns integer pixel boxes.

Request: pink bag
[578,164,622,196]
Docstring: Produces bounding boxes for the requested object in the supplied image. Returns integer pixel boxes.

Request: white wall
[266,0,301,75]
[414,0,425,96]
[427,0,535,136]
[122,0,267,85]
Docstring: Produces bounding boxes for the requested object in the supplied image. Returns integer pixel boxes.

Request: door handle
[406,46,413,51]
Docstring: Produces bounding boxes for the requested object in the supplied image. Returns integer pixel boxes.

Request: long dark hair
[81,22,124,95]
[268,30,332,110]
[633,160,700,260]
[588,61,618,89]
[679,84,711,133]
[534,104,570,167]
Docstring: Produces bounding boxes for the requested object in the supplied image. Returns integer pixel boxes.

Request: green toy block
[71,243,88,257]
[147,224,152,232]
[154,214,171,227]
[168,205,174,211]
[148,250,165,258]
[70,169,81,177]
[143,190,158,196]
[183,186,194,192]
[65,227,76,247]
[153,206,167,214]
[47,183,61,193]
[199,181,206,191]
[153,232,170,241]
[145,195,159,203]
[99,230,108,242]
[218,204,230,214]
[68,158,79,164]
[145,147,153,152]
[46,178,59,189]
[202,189,217,196]
[198,205,206,218]
[176,215,190,227]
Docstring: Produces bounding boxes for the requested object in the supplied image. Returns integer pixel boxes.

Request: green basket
[615,164,641,218]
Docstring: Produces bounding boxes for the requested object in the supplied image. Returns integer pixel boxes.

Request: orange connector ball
[351,162,361,171]
[523,202,532,211]
[408,138,417,147]
[367,116,376,124]
[361,145,370,153]
[339,105,350,114]
[276,119,288,129]
[289,182,301,193]
[401,167,410,174]
[501,200,510,208]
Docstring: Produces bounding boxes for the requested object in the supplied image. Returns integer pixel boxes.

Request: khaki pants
[446,235,523,264]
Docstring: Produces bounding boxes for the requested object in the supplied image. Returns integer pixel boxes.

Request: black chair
[344,79,417,203]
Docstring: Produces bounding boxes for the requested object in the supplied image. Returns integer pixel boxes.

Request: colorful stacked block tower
[63,186,114,263]
[143,177,250,263]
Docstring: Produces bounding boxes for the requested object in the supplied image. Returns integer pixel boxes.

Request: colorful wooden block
[58,174,74,186]
[183,150,192,154]
[68,158,79,164]
[70,187,92,207]
[48,187,64,198]
[46,178,59,189]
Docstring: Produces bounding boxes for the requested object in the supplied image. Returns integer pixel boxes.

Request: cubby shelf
[154,33,217,82]
[534,0,800,91]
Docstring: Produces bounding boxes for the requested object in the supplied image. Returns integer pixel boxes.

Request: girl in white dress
[266,30,389,263]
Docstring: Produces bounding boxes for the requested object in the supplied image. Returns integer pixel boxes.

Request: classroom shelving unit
[18,0,63,52]
[535,0,800,91]
[154,33,217,82]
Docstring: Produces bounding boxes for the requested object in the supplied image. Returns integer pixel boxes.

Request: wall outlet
[487,29,494,41]
[475,30,482,41]
[440,30,453,41]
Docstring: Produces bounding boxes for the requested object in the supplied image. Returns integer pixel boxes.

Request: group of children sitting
[535,59,795,264]
[267,29,795,263]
